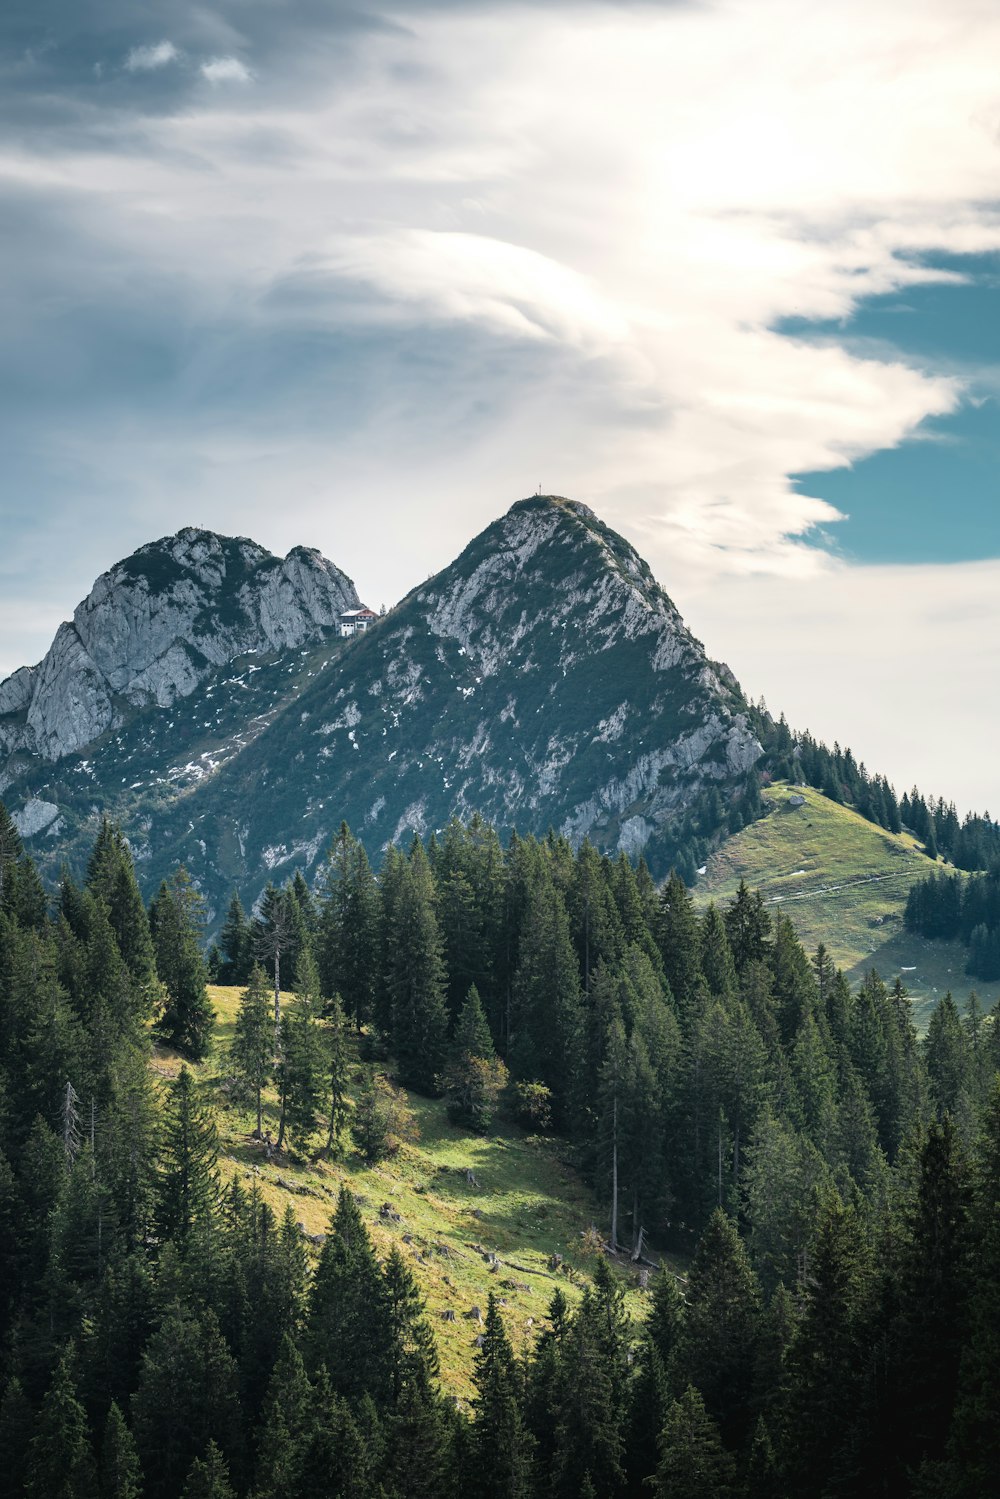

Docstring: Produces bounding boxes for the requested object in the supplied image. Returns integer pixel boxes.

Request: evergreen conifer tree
[86,821,156,989]
[654,1385,736,1499]
[218,894,252,987]
[440,985,508,1132]
[323,992,351,1154]
[275,953,324,1152]
[229,965,273,1137]
[306,1187,394,1403]
[382,843,450,1094]
[180,1441,235,1499]
[471,1293,531,1499]
[100,1402,142,1499]
[150,872,214,1060]
[132,1305,241,1499]
[680,1208,761,1446]
[24,1347,97,1499]
[156,1067,220,1251]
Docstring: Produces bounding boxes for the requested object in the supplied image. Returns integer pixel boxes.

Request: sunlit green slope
[696,782,1000,1026]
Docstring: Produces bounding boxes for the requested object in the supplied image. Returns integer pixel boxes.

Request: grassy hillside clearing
[697,782,1000,1027]
[153,986,673,1401]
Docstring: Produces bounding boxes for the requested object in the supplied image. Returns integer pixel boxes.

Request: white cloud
[124,40,179,72]
[63,0,999,579]
[200,57,253,85]
[5,0,1000,806]
[678,558,1000,815]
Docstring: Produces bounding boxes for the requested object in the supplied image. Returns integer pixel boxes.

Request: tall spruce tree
[654,1385,736,1499]
[382,842,450,1094]
[24,1347,97,1499]
[217,894,252,987]
[100,1402,142,1499]
[156,1067,220,1251]
[680,1208,762,1446]
[149,871,214,1060]
[275,958,325,1153]
[471,1293,531,1499]
[229,964,273,1137]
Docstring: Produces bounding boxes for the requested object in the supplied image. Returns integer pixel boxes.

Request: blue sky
[2,0,1000,809]
[788,253,1000,566]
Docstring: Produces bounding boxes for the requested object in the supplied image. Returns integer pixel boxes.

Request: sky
[1,0,999,810]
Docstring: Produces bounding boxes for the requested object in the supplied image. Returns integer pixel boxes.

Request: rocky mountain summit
[2,498,764,920]
[0,529,359,765]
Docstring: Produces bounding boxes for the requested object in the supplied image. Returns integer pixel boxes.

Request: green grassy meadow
[154,986,668,1402]
[697,782,1000,1027]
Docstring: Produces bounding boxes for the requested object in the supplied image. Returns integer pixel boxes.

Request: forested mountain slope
[0,801,998,1498]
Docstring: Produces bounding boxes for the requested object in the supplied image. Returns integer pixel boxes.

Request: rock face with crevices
[0,528,360,763]
[140,496,762,914]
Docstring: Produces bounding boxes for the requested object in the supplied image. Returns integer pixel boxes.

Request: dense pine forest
[0,799,998,1499]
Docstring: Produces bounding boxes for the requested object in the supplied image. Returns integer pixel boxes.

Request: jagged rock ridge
[142,496,762,912]
[0,528,360,764]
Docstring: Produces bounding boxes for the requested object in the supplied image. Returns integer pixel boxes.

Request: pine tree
[318,824,382,1029]
[440,986,508,1132]
[323,993,351,1155]
[229,965,273,1137]
[100,1402,142,1499]
[699,904,737,999]
[598,1010,629,1249]
[510,874,582,1123]
[783,1200,874,1497]
[217,894,252,987]
[569,839,623,989]
[471,1293,531,1499]
[625,1335,669,1498]
[150,872,214,1060]
[275,953,324,1152]
[653,1386,736,1499]
[382,842,450,1094]
[251,885,298,1030]
[549,1279,627,1499]
[680,1208,761,1446]
[0,800,24,915]
[724,881,772,974]
[156,1067,220,1251]
[924,992,971,1121]
[886,1118,972,1480]
[86,820,156,990]
[655,872,701,1018]
[0,1376,35,1499]
[24,1347,97,1499]
[132,1305,241,1499]
[380,1249,451,1497]
[306,1187,394,1404]
[942,1081,1000,1496]
[252,1336,315,1499]
[180,1441,235,1499]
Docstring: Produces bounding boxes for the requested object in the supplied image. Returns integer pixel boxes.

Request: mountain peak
[0,529,359,764]
[507,492,597,520]
[161,497,762,901]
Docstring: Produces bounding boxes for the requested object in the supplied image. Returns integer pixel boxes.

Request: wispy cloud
[3,0,1000,805]
[124,40,180,73]
[200,56,253,85]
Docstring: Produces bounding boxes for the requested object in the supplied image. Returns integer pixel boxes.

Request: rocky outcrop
[155,496,764,905]
[0,529,359,762]
[2,498,764,913]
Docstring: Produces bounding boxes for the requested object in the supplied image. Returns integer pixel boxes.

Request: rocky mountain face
[2,498,763,924]
[0,529,359,768]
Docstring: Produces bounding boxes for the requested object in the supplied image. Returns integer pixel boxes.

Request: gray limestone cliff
[0,528,360,763]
